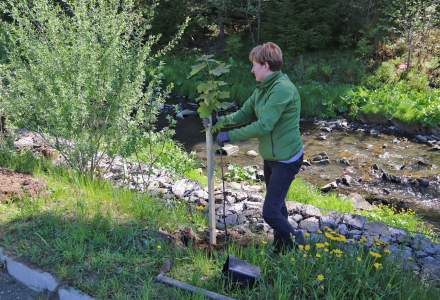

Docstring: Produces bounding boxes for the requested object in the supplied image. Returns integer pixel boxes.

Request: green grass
[287,178,436,238]
[0,150,439,298]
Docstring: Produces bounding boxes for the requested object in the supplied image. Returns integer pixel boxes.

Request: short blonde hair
[249,42,283,71]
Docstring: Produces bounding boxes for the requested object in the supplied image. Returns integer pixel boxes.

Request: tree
[0,0,188,175]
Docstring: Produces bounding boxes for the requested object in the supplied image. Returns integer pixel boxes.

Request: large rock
[342,214,366,229]
[364,221,388,236]
[171,179,196,198]
[348,193,373,211]
[299,217,320,232]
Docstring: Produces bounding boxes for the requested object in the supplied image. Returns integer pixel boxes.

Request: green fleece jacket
[217,71,303,161]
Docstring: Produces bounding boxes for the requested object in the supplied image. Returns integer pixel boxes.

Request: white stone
[246,150,259,157]
[5,256,58,292]
[59,287,94,300]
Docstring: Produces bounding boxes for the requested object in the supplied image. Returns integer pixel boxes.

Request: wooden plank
[156,274,235,300]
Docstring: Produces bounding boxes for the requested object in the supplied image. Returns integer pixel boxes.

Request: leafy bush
[0,0,187,175]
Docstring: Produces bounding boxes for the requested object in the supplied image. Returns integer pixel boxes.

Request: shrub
[0,0,187,175]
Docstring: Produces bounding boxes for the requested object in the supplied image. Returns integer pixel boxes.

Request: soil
[0,168,46,202]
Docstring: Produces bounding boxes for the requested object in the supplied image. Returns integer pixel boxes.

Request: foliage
[0,0,187,175]
[224,163,258,182]
[345,81,440,127]
[187,55,231,118]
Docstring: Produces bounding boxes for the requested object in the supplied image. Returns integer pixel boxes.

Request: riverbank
[1,132,440,298]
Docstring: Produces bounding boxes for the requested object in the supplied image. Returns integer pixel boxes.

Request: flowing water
[171,114,440,231]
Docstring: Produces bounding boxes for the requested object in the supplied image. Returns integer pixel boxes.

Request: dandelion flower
[316,253,321,258]
[369,251,382,258]
[373,262,382,270]
[384,249,391,255]
[316,243,326,249]
[316,274,325,281]
[356,257,362,262]
[304,244,311,251]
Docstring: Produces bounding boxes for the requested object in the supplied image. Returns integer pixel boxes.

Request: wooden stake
[206,116,216,245]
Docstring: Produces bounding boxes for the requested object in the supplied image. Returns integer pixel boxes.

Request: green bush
[1,0,187,175]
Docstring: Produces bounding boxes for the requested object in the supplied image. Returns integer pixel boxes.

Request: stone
[302,160,312,167]
[255,222,271,232]
[248,193,264,202]
[338,223,348,235]
[420,256,440,281]
[342,214,366,230]
[348,193,373,211]
[319,215,337,229]
[364,221,388,236]
[193,189,209,200]
[243,201,262,210]
[299,217,320,232]
[288,217,298,229]
[320,181,337,192]
[369,129,380,136]
[321,127,332,132]
[302,204,322,217]
[286,201,303,214]
[339,158,351,166]
[388,227,408,243]
[340,175,352,186]
[4,256,58,292]
[58,287,94,300]
[415,135,428,143]
[246,150,259,157]
[292,214,303,223]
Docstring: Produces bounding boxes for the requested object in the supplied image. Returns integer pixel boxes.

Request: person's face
[251,60,271,82]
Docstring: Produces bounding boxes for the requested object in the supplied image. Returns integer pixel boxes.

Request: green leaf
[218,91,229,99]
[187,62,207,79]
[197,104,211,118]
[209,63,230,77]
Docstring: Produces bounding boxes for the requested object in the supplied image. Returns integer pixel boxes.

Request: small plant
[187,55,231,118]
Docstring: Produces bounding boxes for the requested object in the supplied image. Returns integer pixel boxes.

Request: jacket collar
[256,71,282,90]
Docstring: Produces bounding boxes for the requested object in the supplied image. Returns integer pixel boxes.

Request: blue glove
[216,131,229,146]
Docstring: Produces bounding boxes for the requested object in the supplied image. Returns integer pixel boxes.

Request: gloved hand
[216,131,229,146]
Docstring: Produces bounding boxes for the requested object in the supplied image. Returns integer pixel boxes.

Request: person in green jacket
[215,42,305,253]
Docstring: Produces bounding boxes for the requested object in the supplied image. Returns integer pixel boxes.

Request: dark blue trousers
[263,155,303,249]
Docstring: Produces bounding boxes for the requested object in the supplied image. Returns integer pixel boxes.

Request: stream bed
[172,115,440,232]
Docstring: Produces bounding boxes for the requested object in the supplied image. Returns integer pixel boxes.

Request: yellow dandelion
[304,232,310,238]
[319,285,324,290]
[384,249,391,255]
[316,253,321,258]
[324,248,329,252]
[157,245,161,249]
[316,274,325,281]
[196,205,204,210]
[299,245,304,251]
[356,257,362,262]
[373,262,382,270]
[369,251,382,259]
[316,243,326,249]
[303,253,308,258]
[304,244,311,251]
[331,248,343,257]
[324,242,330,247]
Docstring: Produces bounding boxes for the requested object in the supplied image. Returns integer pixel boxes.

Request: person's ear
[264,62,270,70]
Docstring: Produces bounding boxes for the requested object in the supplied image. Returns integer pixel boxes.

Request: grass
[1,158,439,299]
[287,177,436,238]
